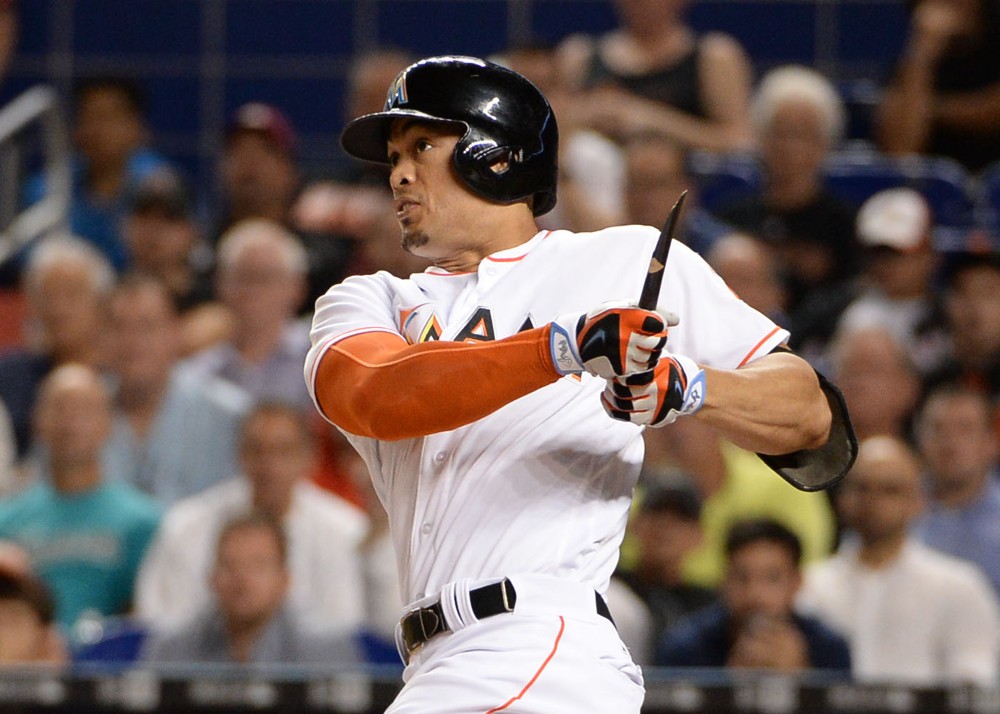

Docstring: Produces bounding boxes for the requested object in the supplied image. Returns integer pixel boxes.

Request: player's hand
[601,350,706,427]
[549,302,670,378]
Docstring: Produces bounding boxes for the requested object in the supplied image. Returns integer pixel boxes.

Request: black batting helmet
[340,55,558,216]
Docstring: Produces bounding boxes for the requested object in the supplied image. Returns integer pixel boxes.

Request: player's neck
[432,213,540,273]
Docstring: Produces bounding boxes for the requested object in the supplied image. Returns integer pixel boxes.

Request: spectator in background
[24,77,173,272]
[619,134,735,256]
[214,103,299,240]
[877,0,1000,173]
[826,326,922,443]
[613,474,716,664]
[705,232,788,326]
[121,169,225,356]
[0,235,112,463]
[557,0,753,152]
[0,364,161,631]
[914,384,1000,595]
[657,518,851,672]
[0,566,66,666]
[811,188,947,371]
[142,513,359,666]
[927,251,1000,400]
[719,65,858,321]
[102,276,249,505]
[136,402,367,632]
[799,435,1000,686]
[183,219,312,413]
[215,102,353,304]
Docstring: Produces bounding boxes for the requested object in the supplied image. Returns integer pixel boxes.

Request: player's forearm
[313,328,560,440]
[695,352,830,455]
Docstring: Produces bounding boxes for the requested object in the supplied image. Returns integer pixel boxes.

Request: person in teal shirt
[0,363,161,631]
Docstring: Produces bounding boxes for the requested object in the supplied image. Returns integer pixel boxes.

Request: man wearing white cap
[834,187,947,373]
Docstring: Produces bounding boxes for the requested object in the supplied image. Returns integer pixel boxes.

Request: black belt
[399,578,615,657]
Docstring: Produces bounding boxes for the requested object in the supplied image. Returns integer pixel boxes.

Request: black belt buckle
[400,601,447,657]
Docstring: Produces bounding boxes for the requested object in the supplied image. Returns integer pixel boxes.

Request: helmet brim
[340,109,465,164]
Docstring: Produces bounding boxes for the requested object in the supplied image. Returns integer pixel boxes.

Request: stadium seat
[974,160,1000,237]
[687,151,761,213]
[837,78,881,144]
[71,616,149,666]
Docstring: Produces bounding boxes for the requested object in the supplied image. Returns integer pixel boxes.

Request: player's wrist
[547,317,586,375]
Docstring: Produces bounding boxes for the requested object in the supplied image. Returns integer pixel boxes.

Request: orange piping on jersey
[313,327,560,440]
[425,267,477,276]
[737,326,782,368]
[485,231,553,262]
[485,616,565,713]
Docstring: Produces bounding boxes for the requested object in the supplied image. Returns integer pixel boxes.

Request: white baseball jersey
[305,225,787,609]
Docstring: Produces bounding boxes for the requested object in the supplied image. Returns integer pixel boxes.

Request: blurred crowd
[0,0,999,688]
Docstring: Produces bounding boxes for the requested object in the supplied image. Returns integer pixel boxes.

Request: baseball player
[306,56,848,713]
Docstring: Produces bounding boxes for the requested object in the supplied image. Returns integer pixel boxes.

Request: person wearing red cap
[216,102,301,238]
[213,102,356,309]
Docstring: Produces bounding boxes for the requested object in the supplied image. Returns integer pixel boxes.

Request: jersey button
[434,452,447,463]
[420,523,432,535]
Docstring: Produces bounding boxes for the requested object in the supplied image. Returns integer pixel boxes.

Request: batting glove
[601,352,706,427]
[549,302,669,378]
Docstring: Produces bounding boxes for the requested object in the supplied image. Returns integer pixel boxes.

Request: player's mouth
[394,198,420,223]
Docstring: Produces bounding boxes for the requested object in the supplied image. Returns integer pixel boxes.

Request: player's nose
[390,159,414,189]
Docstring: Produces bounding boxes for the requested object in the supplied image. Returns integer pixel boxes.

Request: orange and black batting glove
[601,351,706,427]
[549,301,668,378]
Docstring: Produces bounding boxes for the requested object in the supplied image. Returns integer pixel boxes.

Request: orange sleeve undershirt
[314,327,562,440]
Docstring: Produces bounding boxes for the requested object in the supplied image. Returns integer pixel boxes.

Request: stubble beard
[401,227,429,254]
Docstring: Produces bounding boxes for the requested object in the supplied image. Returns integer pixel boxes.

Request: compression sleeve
[313,327,562,440]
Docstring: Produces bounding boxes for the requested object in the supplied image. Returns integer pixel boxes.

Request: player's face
[386,120,493,265]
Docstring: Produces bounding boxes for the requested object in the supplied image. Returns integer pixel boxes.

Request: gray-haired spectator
[183,219,313,412]
[0,235,113,463]
[142,512,359,666]
[719,65,858,319]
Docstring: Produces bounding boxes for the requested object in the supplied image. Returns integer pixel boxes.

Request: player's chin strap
[757,348,859,492]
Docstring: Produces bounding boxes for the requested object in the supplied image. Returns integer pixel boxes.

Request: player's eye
[416,139,432,152]
[387,151,400,167]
